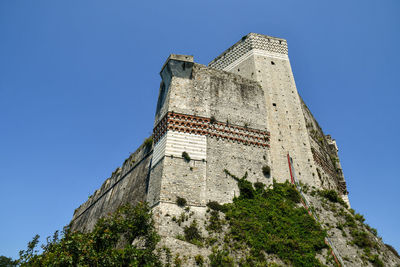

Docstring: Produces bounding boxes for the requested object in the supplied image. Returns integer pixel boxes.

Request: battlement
[209,33,288,71]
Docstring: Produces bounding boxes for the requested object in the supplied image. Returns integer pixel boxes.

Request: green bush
[184,220,202,245]
[222,171,327,266]
[17,203,160,266]
[365,224,378,237]
[253,182,265,192]
[195,254,204,266]
[143,136,153,149]
[206,210,223,233]
[350,230,373,248]
[319,189,340,202]
[368,254,384,267]
[354,213,365,223]
[344,213,357,228]
[176,196,187,207]
[209,248,234,267]
[182,151,191,162]
[0,255,17,267]
[318,189,347,207]
[206,201,226,212]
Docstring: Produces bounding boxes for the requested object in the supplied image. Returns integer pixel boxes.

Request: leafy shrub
[195,254,204,266]
[176,196,187,207]
[262,165,271,177]
[0,255,17,266]
[222,171,327,266]
[182,151,191,162]
[209,248,234,267]
[143,136,153,149]
[365,224,378,237]
[286,184,301,203]
[184,220,202,244]
[17,203,160,266]
[350,230,373,248]
[319,189,340,202]
[206,201,226,212]
[318,189,348,207]
[344,213,357,228]
[368,254,384,267]
[354,213,365,223]
[206,210,223,233]
[174,254,182,267]
[253,182,265,192]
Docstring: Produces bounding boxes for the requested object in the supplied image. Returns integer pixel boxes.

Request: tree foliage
[17,202,160,267]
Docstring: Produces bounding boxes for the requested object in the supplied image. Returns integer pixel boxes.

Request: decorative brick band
[209,33,288,70]
[153,112,270,148]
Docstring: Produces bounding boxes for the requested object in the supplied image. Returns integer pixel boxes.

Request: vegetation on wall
[143,136,153,149]
[214,172,328,266]
[176,196,187,207]
[182,151,191,162]
[11,169,400,267]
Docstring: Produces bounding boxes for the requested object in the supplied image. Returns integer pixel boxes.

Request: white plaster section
[152,131,207,167]
[224,49,289,72]
[165,131,207,160]
[152,133,167,167]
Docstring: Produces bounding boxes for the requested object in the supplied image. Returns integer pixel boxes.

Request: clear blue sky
[1,0,399,259]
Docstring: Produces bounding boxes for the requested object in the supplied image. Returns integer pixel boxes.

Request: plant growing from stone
[176,196,187,207]
[182,151,191,162]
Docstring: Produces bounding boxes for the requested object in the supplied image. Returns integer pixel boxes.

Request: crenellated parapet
[209,33,288,71]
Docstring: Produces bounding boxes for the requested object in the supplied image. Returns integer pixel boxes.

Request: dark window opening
[273,103,277,107]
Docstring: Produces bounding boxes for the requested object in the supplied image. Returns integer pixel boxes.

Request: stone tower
[209,33,348,204]
[147,54,271,209]
[70,33,349,232]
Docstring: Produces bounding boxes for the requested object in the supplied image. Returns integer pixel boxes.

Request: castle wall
[70,34,350,234]
[300,98,348,199]
[206,137,270,204]
[70,144,152,232]
[148,60,271,208]
[209,33,320,188]
[208,33,349,203]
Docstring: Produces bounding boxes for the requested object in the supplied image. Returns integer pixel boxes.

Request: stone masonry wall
[70,143,152,232]
[209,33,344,194]
[300,98,348,197]
[70,34,350,236]
[147,61,271,208]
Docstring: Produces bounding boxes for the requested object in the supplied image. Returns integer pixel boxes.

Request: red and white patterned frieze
[153,112,270,148]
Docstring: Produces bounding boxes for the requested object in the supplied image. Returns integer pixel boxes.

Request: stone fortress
[70,33,349,233]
